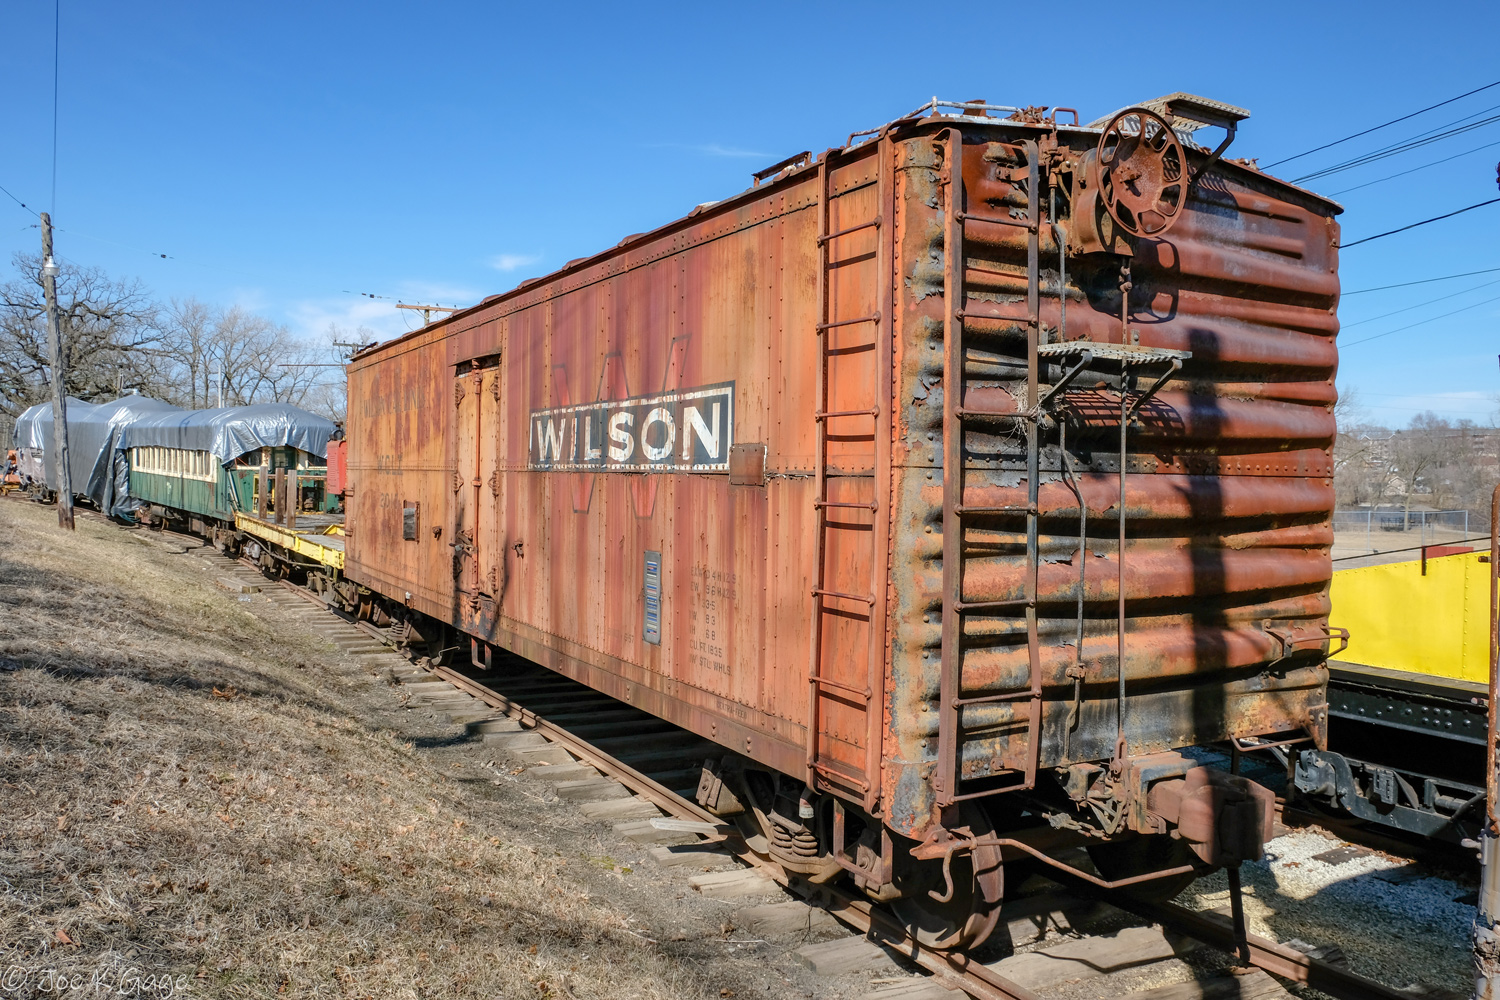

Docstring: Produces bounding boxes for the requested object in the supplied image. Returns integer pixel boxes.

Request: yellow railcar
[1297,548,1488,842]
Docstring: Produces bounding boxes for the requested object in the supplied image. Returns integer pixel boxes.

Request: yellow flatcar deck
[235,511,345,571]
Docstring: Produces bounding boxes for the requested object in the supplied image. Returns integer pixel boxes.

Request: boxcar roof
[351,97,1343,363]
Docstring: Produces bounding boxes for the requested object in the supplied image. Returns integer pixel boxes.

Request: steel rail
[244,563,1417,1000]
[424,659,1407,1000]
[1120,898,1416,1000]
[423,661,1040,1000]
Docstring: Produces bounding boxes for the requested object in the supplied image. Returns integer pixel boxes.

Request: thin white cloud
[695,144,769,159]
[490,253,542,272]
[287,298,406,342]
[642,142,771,159]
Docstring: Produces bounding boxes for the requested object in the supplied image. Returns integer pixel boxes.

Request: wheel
[1087,834,1202,901]
[888,805,1005,950]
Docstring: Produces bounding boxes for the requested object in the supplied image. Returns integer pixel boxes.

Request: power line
[1292,113,1500,184]
[1362,404,1497,416]
[1360,390,1497,398]
[1265,78,1500,169]
[1343,266,1500,296]
[1,180,37,217]
[1328,138,1500,196]
[1341,290,1500,348]
[51,0,59,214]
[56,227,169,259]
[1339,197,1500,249]
[1341,277,1500,329]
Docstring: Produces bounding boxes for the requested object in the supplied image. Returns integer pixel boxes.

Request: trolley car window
[131,446,217,482]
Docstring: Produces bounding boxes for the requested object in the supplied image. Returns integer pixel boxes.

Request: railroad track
[200,560,1412,1000]
[0,500,1433,1000]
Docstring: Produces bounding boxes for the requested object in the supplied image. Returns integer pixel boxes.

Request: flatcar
[1291,545,1491,844]
[337,93,1344,947]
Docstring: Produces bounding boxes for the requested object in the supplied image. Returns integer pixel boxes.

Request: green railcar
[128,444,336,521]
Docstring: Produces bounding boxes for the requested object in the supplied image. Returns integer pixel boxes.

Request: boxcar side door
[453,362,483,628]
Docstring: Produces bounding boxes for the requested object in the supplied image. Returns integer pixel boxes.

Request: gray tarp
[120,403,336,466]
[11,398,82,483]
[13,399,336,518]
[13,396,183,514]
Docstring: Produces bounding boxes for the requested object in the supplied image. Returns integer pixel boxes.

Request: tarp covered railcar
[14,395,183,514]
[123,403,338,520]
[15,399,337,519]
[344,95,1343,945]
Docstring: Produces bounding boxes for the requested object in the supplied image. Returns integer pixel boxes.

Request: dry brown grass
[0,501,720,999]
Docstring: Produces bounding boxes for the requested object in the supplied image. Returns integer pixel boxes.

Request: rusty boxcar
[343,94,1342,948]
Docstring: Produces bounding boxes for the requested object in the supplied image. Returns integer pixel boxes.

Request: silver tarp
[121,403,336,466]
[13,396,184,514]
[13,399,335,517]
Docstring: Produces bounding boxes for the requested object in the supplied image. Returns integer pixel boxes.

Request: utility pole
[395,303,459,326]
[39,213,73,530]
[1474,161,1500,1000]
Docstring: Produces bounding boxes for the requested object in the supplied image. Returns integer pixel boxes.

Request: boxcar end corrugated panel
[345,109,1341,844]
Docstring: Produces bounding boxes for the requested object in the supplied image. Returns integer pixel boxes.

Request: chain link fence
[1333,508,1476,556]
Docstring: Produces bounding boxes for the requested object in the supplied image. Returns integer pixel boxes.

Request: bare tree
[1379,412,1497,529]
[0,253,354,445]
[158,297,219,407]
[296,323,371,424]
[155,302,347,411]
[0,252,166,417]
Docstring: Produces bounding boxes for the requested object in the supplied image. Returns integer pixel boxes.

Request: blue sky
[2,1,1498,427]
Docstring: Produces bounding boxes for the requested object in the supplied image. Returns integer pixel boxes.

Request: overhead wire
[1265,78,1500,169]
[1,181,38,217]
[50,0,58,214]
[1327,138,1500,196]
[1292,112,1500,183]
[1340,277,1500,329]
[1339,197,1500,249]
[0,175,407,298]
[1343,266,1500,295]
[1341,290,1500,348]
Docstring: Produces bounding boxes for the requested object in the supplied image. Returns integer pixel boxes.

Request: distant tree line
[1334,390,1498,527]
[0,252,362,441]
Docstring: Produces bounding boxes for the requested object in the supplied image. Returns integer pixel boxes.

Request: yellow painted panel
[1329,550,1488,683]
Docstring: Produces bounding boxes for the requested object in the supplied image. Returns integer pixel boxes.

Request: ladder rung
[954,598,1034,612]
[953,690,1035,708]
[817,311,881,331]
[954,504,1036,516]
[817,216,881,244]
[955,210,1036,232]
[815,407,879,421]
[808,674,872,700]
[954,407,1033,422]
[812,587,876,606]
[809,760,871,791]
[954,309,1038,326]
[815,500,878,511]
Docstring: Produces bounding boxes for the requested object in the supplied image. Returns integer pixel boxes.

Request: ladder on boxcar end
[931,129,1190,805]
[934,128,1046,806]
[806,144,892,811]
